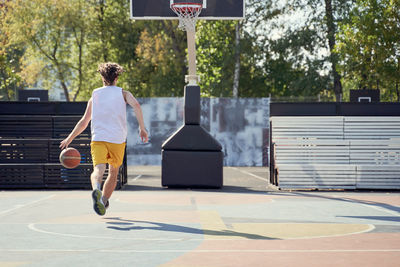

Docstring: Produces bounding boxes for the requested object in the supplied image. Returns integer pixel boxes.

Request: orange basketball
[59,147,81,169]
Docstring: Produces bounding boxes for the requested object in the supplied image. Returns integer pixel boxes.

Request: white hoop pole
[186,28,198,85]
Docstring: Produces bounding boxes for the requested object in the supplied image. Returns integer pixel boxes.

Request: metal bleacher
[0,102,127,189]
[270,114,400,190]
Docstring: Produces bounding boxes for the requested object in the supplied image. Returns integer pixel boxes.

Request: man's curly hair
[97,62,124,85]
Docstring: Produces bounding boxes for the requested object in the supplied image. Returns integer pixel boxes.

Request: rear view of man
[60,62,148,215]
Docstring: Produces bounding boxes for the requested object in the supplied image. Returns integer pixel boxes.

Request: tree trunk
[60,80,70,102]
[98,0,108,62]
[397,60,400,102]
[54,61,70,102]
[325,0,343,102]
[232,22,240,98]
[1,76,10,101]
[73,27,84,101]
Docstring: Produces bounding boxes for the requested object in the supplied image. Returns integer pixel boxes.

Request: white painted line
[28,223,375,241]
[28,223,184,241]
[1,249,92,252]
[102,249,400,253]
[288,224,376,240]
[131,174,142,181]
[0,195,56,216]
[360,203,400,217]
[229,167,269,182]
[1,249,399,253]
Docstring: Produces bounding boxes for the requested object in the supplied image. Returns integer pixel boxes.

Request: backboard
[130,0,245,20]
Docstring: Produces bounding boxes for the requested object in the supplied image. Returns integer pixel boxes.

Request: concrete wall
[127,98,270,166]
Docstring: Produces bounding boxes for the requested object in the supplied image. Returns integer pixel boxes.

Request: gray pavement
[0,166,399,267]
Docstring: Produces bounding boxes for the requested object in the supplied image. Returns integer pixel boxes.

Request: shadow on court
[104,217,275,240]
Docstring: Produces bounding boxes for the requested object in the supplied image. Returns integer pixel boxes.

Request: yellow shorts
[91,141,126,168]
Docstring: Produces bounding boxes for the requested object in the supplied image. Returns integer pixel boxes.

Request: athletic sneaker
[91,189,106,216]
[105,200,109,209]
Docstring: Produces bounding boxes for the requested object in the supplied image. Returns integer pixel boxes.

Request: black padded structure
[184,86,201,125]
[161,150,223,188]
[162,125,222,151]
[161,85,223,188]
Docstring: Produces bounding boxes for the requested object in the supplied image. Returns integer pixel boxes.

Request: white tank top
[91,86,127,144]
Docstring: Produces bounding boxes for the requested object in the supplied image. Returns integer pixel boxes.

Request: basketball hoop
[171,3,202,31]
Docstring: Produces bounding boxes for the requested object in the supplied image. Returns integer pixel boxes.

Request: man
[60,62,148,215]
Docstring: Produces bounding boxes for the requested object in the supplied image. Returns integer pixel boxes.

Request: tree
[87,0,187,97]
[336,0,400,101]
[133,21,187,96]
[246,0,351,101]
[196,19,265,97]
[0,51,23,100]
[196,20,236,97]
[232,21,241,98]
[0,4,25,100]
[3,0,96,101]
[324,0,343,101]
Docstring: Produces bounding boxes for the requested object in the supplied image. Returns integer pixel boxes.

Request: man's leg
[101,141,125,210]
[91,164,107,215]
[102,164,120,203]
[91,164,106,190]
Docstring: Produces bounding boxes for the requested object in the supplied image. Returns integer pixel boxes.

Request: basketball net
[170,3,202,32]
[171,3,202,85]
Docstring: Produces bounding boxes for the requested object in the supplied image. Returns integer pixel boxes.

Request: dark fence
[0,101,127,189]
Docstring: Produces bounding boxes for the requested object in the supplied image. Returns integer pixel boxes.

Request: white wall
[126,97,270,166]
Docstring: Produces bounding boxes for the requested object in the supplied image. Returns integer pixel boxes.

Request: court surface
[0,166,399,267]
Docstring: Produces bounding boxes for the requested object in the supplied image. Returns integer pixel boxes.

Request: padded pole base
[161,150,223,188]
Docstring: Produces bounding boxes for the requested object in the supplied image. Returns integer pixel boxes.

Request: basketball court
[1,1,399,266]
[0,166,399,267]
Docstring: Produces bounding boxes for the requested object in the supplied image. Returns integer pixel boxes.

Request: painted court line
[229,167,269,182]
[1,249,400,253]
[27,223,375,241]
[360,203,400,217]
[28,223,267,241]
[131,174,142,181]
[0,195,56,216]
[28,223,186,241]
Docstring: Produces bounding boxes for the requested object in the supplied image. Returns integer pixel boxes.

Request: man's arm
[59,98,92,149]
[123,90,149,143]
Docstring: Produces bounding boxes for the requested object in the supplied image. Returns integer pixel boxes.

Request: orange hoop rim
[170,2,203,31]
[171,2,202,13]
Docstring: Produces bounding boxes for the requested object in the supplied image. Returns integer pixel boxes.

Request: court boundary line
[228,167,269,182]
[0,195,56,216]
[360,203,400,217]
[2,248,400,253]
[27,222,376,241]
[131,174,142,181]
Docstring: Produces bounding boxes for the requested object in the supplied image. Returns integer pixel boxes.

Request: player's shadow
[104,217,276,240]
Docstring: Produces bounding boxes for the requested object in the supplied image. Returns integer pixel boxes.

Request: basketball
[59,147,81,169]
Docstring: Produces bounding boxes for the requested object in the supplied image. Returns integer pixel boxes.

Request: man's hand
[59,138,72,150]
[139,128,149,143]
[59,98,92,150]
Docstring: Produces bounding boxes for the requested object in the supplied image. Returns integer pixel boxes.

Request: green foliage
[196,20,236,97]
[130,20,187,97]
[0,52,23,100]
[245,0,337,100]
[336,0,400,101]
[0,5,25,100]
[196,20,267,97]
[2,0,96,101]
[1,0,399,102]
